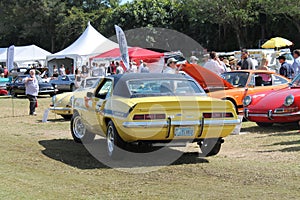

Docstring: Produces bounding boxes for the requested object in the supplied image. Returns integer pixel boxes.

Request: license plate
[174,127,194,137]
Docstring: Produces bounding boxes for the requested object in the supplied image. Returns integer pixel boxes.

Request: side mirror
[86,92,94,98]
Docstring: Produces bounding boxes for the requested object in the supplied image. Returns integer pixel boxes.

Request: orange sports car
[182,64,290,114]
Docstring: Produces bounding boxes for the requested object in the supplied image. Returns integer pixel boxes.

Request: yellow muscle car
[71,73,240,159]
[50,77,101,119]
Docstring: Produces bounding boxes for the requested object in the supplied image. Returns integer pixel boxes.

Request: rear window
[127,79,205,98]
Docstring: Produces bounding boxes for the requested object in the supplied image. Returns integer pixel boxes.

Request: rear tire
[70,84,75,91]
[71,111,95,143]
[256,122,273,127]
[106,120,126,159]
[10,90,17,98]
[199,138,222,157]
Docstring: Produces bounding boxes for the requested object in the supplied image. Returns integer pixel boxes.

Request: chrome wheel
[107,125,115,157]
[106,120,126,159]
[73,116,85,139]
[71,111,95,143]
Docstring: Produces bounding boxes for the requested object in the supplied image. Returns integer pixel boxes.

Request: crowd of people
[0,65,8,78]
[198,49,300,80]
[21,48,300,116]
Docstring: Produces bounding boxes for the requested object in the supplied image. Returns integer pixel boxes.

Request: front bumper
[244,108,300,122]
[39,89,56,95]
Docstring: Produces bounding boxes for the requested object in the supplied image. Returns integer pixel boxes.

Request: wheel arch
[222,97,238,113]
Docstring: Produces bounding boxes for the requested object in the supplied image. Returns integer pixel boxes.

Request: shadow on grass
[36,118,68,123]
[279,146,300,152]
[39,139,208,170]
[258,139,300,153]
[241,122,299,134]
[11,95,50,99]
[271,140,300,146]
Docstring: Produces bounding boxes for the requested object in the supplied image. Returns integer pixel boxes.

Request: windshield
[0,82,7,87]
[79,78,100,89]
[69,75,75,81]
[222,72,249,87]
[290,74,300,87]
[127,79,205,97]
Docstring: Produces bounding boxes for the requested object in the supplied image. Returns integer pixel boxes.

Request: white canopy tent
[46,22,118,74]
[0,45,51,67]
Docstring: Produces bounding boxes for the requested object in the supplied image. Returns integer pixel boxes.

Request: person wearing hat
[277,55,294,79]
[163,58,178,74]
[190,56,199,64]
[128,61,138,73]
[228,56,237,70]
[132,61,138,73]
[222,59,231,71]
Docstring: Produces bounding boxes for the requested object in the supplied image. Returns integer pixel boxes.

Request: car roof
[110,73,193,82]
[226,70,276,74]
[110,73,196,98]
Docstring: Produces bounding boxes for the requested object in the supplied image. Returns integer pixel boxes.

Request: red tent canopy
[90,47,164,63]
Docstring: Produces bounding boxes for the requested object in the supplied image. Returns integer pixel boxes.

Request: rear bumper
[118,118,240,142]
[49,106,72,115]
[122,119,241,128]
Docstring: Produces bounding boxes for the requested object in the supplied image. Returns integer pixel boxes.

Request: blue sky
[120,0,132,5]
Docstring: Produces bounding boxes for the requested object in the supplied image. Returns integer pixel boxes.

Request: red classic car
[0,78,10,95]
[243,74,300,127]
[182,64,290,114]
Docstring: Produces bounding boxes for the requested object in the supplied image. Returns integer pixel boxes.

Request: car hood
[181,63,234,91]
[249,87,300,109]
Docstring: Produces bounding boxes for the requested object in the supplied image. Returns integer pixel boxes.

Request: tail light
[133,114,166,120]
[203,112,233,118]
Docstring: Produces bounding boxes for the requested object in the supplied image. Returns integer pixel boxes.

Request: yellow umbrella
[261,37,293,48]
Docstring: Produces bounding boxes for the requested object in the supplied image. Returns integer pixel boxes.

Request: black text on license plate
[174,127,194,137]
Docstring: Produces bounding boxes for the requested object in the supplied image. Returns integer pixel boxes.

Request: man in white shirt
[59,64,66,76]
[203,51,225,76]
[116,62,124,74]
[99,64,106,76]
[163,58,178,74]
[91,62,100,77]
[24,69,39,115]
[129,61,138,73]
[292,50,300,77]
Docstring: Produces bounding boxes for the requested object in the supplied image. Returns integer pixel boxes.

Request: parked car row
[3,73,77,97]
[46,64,299,160]
[6,75,57,97]
[50,77,101,119]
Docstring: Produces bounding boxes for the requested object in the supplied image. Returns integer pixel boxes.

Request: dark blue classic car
[50,75,76,92]
[6,75,57,97]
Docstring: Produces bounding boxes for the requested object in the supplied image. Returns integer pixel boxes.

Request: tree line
[0,0,299,54]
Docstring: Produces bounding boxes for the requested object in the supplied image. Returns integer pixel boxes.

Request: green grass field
[0,96,299,199]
